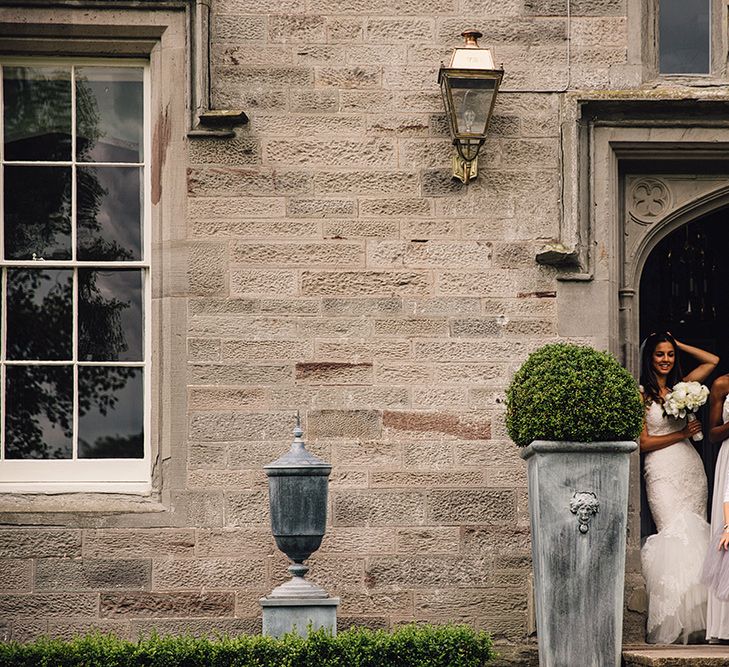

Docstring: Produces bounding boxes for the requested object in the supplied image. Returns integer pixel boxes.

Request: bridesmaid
[707,373,729,642]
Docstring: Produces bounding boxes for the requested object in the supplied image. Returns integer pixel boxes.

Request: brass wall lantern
[438,30,503,183]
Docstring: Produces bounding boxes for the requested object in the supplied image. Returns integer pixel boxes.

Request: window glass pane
[77,166,142,261]
[5,365,73,459]
[4,166,72,260]
[659,0,711,74]
[78,367,143,458]
[3,66,71,161]
[76,67,144,163]
[79,269,143,361]
[6,269,73,361]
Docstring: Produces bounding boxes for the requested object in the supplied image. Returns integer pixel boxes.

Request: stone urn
[260,415,339,637]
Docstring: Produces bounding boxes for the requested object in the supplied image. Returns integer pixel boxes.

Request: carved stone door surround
[553,98,729,375]
[551,105,729,642]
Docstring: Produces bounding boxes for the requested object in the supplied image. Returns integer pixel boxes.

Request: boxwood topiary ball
[505,343,644,448]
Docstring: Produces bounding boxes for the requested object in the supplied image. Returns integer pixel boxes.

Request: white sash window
[0,59,151,492]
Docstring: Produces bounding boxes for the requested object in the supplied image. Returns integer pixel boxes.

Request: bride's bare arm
[675,338,720,383]
[639,420,701,452]
[709,375,729,444]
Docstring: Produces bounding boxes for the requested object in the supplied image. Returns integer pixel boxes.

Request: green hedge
[506,343,644,447]
[0,624,494,667]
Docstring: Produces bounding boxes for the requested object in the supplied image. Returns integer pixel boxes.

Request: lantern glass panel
[447,77,496,138]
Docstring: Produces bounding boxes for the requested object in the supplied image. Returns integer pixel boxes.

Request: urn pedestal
[521,440,636,667]
[260,417,339,637]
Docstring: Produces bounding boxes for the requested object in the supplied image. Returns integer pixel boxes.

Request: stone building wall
[0,0,636,662]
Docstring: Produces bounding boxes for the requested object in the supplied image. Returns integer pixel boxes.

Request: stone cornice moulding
[543,92,729,281]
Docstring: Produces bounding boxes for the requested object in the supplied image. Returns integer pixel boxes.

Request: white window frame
[0,56,152,493]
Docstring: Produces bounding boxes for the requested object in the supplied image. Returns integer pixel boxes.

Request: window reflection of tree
[4,70,143,460]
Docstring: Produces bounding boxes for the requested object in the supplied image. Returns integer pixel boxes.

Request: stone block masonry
[0,0,635,661]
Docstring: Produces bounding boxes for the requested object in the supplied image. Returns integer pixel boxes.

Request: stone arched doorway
[637,203,729,537]
[620,176,729,641]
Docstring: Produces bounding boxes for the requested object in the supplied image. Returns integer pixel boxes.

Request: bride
[640,332,719,644]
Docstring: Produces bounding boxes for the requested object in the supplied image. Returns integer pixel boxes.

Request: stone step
[622,645,729,666]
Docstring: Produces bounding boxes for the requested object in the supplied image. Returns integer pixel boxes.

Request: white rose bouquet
[663,381,710,441]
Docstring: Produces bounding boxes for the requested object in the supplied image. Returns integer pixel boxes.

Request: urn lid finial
[264,412,332,473]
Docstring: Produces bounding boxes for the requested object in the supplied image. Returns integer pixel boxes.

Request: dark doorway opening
[639,207,729,537]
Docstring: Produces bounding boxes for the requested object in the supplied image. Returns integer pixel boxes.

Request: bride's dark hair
[640,332,683,404]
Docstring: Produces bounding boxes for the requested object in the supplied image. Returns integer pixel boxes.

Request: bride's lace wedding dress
[641,400,710,644]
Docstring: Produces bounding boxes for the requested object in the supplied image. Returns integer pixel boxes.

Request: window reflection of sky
[6,269,72,360]
[79,269,143,361]
[5,365,73,459]
[3,66,72,161]
[76,67,143,163]
[77,166,141,261]
[659,0,710,74]
[4,166,72,260]
[78,367,143,458]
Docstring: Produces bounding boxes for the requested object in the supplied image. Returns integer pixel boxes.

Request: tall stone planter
[521,440,637,667]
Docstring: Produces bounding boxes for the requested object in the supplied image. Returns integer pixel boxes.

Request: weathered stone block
[412,387,468,409]
[295,362,374,384]
[570,16,627,46]
[371,470,484,488]
[450,318,502,337]
[187,469,251,489]
[309,0,453,13]
[188,168,312,198]
[189,363,292,385]
[309,410,382,439]
[36,558,150,591]
[188,441,227,469]
[366,18,435,42]
[83,530,196,558]
[265,139,396,167]
[316,66,380,88]
[225,491,269,526]
[188,196,286,219]
[171,491,225,528]
[297,318,373,338]
[374,318,448,337]
[333,491,426,526]
[359,198,432,217]
[322,219,400,238]
[101,592,235,618]
[132,617,260,638]
[221,340,311,362]
[321,528,397,554]
[403,442,454,468]
[321,297,402,317]
[0,529,81,559]
[333,440,401,466]
[189,412,294,441]
[48,620,132,641]
[287,199,357,217]
[375,362,433,384]
[290,89,339,112]
[383,410,491,440]
[0,559,32,591]
[0,593,98,618]
[196,528,275,557]
[254,114,364,136]
[365,556,489,588]
[152,558,267,589]
[231,242,363,267]
[188,338,221,362]
[302,271,430,296]
[230,269,298,296]
[187,243,227,296]
[315,170,418,196]
[428,489,515,523]
[214,14,267,42]
[216,66,313,88]
[268,14,326,42]
[396,528,460,554]
[189,137,260,166]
